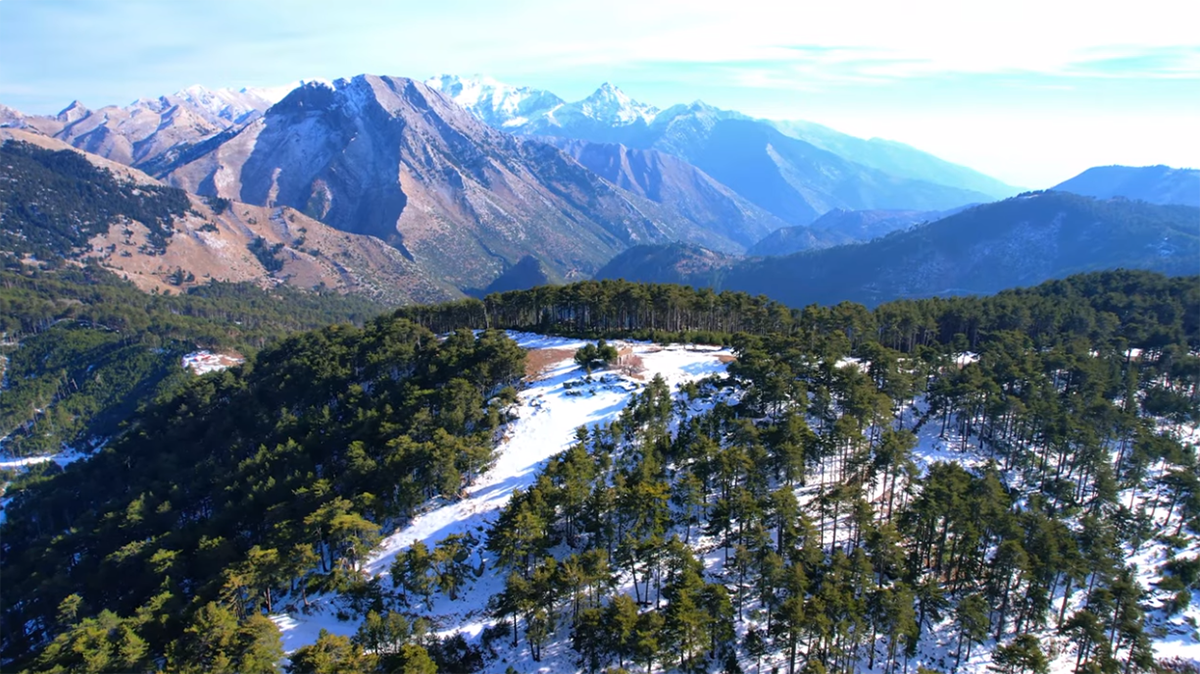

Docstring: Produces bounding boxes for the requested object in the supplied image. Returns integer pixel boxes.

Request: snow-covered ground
[267,334,1199,672]
[0,448,85,471]
[181,350,245,374]
[270,333,734,655]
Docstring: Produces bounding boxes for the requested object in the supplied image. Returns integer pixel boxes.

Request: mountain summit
[424,74,565,128]
[578,82,659,125]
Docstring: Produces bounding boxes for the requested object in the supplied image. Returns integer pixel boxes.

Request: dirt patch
[524,347,577,379]
[615,349,647,379]
[717,354,738,364]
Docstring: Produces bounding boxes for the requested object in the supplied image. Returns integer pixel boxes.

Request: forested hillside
[1,321,526,672]
[0,265,386,456]
[2,271,1196,673]
[0,139,190,261]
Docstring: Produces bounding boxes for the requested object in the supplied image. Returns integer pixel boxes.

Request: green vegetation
[574,340,619,372]
[470,271,1198,674]
[0,141,191,262]
[1,269,1197,672]
[249,236,287,274]
[0,265,386,456]
[1,321,525,672]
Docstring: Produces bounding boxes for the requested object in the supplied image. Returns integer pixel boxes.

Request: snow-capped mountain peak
[430,74,659,133]
[167,84,272,123]
[579,82,658,125]
[243,79,334,105]
[425,74,564,128]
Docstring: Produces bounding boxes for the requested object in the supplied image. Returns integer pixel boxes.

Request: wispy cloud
[1066,45,1200,79]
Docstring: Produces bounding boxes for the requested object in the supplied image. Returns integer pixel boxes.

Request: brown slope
[151,75,737,290]
[0,128,457,305]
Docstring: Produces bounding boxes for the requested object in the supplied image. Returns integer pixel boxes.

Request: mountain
[589,242,736,287]
[431,76,1007,223]
[2,76,784,291]
[142,76,761,289]
[0,129,456,304]
[652,114,994,225]
[478,254,557,295]
[427,75,659,142]
[1052,164,1200,207]
[548,137,787,249]
[769,119,1019,198]
[424,74,566,129]
[0,84,292,168]
[597,192,1200,307]
[746,206,967,256]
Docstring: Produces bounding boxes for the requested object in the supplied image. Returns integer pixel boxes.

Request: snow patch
[182,350,245,374]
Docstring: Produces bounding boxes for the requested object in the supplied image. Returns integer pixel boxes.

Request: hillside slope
[1053,165,1200,207]
[598,192,1200,306]
[769,118,1019,198]
[550,138,787,249]
[746,207,960,256]
[0,130,457,305]
[5,274,1196,673]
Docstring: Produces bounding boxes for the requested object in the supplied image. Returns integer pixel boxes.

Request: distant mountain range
[7,74,1193,304]
[1,73,1025,295]
[1052,165,1200,207]
[598,191,1200,307]
[428,75,1017,225]
[746,206,969,256]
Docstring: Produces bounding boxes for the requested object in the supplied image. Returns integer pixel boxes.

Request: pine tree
[988,634,1049,674]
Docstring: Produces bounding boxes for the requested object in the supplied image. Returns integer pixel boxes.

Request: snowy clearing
[181,350,245,374]
[270,333,734,654]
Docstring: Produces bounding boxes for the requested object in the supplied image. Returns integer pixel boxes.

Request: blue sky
[1,0,1196,187]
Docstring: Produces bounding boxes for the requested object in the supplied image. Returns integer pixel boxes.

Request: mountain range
[5,74,1195,308]
[597,191,1200,307]
[1,73,1028,296]
[745,206,970,256]
[428,75,1016,225]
